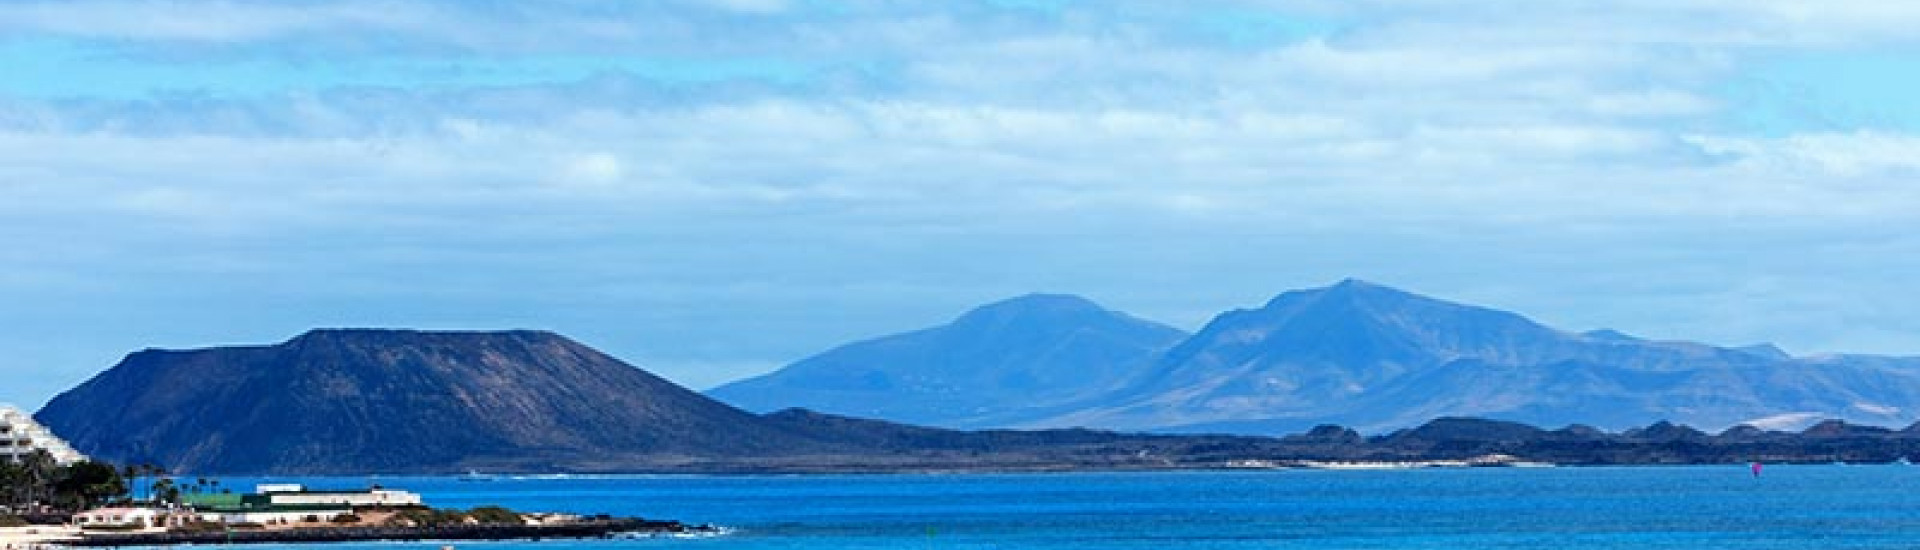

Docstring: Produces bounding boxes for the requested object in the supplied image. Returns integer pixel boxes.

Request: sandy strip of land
[0,526,81,549]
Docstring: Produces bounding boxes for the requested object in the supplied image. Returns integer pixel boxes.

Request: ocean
[189,465,1920,549]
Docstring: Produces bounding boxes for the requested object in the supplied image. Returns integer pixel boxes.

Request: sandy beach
[0,526,80,549]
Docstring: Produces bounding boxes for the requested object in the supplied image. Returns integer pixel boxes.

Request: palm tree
[120,464,138,502]
[123,463,162,503]
[0,461,26,509]
[136,463,164,503]
[53,461,127,510]
[19,450,56,510]
[150,477,179,506]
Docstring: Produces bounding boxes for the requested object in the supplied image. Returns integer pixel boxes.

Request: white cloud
[1689,131,1920,178]
[0,1,440,42]
[703,0,791,15]
[1585,90,1718,118]
[558,152,626,188]
[6,1,1920,405]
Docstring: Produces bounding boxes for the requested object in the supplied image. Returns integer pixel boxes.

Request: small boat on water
[458,469,496,482]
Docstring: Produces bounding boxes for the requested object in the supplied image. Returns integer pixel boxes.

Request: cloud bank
[3,0,1919,406]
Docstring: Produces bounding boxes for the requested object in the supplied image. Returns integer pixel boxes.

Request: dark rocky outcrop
[1624,421,1710,442]
[1801,419,1894,438]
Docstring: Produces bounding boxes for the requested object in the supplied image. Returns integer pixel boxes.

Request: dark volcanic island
[34,328,1920,475]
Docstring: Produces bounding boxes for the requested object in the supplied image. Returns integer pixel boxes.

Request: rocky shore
[65,518,710,547]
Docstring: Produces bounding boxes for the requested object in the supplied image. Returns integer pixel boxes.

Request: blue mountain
[1032,279,1920,434]
[707,294,1189,428]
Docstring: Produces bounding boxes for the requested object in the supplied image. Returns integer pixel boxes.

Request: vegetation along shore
[1,453,703,547]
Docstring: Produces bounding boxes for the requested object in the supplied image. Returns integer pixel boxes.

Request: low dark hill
[34,329,830,473]
[34,329,1236,474]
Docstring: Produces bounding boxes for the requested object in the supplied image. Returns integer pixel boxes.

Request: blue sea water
[191,465,1920,549]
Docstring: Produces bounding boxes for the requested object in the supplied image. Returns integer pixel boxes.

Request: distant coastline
[65,518,708,547]
[159,415,1920,476]
[32,328,1920,477]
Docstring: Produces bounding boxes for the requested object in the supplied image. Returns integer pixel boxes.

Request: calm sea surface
[195,466,1920,549]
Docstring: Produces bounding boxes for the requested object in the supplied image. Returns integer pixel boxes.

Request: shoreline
[203,457,1920,478]
[62,518,709,547]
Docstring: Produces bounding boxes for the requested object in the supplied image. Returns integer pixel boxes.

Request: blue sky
[5,1,1920,408]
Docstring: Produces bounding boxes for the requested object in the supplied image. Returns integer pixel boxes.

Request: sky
[4,0,1920,409]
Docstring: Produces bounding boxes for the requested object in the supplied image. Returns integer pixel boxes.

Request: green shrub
[467,506,520,525]
[0,515,29,527]
[391,508,469,527]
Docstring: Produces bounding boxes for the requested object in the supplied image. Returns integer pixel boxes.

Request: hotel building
[0,404,87,465]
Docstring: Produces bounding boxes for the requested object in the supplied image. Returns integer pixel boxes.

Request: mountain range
[31,329,1249,473]
[711,279,1920,434]
[33,324,1920,474]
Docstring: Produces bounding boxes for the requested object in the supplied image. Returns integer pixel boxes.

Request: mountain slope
[35,329,829,473]
[33,324,1920,474]
[34,328,1221,474]
[1026,279,1920,434]
[707,294,1188,427]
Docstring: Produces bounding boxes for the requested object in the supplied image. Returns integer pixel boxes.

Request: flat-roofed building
[72,506,194,530]
[255,484,424,507]
[175,484,424,526]
[175,493,355,525]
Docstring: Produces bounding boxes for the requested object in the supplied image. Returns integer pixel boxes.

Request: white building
[195,506,353,526]
[173,484,419,526]
[74,503,354,529]
[0,404,87,465]
[257,484,423,507]
[72,507,187,530]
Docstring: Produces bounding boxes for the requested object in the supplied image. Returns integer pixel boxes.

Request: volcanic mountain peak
[707,294,1187,427]
[36,329,811,473]
[954,293,1109,323]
